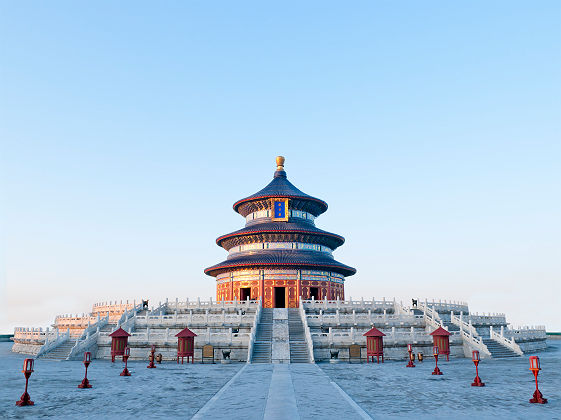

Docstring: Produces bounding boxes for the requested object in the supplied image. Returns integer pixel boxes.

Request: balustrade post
[206,327,210,343]
[328,327,333,345]
[500,325,504,337]
[383,309,387,321]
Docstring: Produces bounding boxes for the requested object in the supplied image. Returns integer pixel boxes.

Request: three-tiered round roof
[205,156,355,308]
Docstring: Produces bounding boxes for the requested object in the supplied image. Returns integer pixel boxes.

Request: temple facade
[205,156,356,308]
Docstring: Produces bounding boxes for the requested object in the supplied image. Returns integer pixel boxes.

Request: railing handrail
[459,329,492,358]
[246,299,262,363]
[299,299,315,362]
[36,328,70,357]
[489,327,524,356]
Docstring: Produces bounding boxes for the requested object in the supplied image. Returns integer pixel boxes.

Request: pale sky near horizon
[1,1,560,333]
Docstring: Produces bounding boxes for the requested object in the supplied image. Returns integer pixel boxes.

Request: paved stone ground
[321,340,561,419]
[1,341,560,419]
[0,342,241,419]
[192,363,368,419]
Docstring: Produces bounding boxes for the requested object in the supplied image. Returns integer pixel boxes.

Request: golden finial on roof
[276,156,285,171]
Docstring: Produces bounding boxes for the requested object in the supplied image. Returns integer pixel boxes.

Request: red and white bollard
[406,344,415,367]
[432,345,443,375]
[16,359,34,406]
[120,347,132,376]
[147,344,156,369]
[529,356,547,404]
[78,351,93,388]
[471,350,485,387]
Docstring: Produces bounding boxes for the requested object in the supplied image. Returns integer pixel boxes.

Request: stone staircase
[39,340,76,360]
[251,308,273,363]
[482,338,520,358]
[441,317,460,332]
[288,309,310,363]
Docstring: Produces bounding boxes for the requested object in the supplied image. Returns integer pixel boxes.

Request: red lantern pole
[120,347,132,376]
[529,356,547,404]
[406,344,415,367]
[147,344,156,368]
[471,350,484,387]
[78,352,93,388]
[431,346,443,375]
[16,359,35,406]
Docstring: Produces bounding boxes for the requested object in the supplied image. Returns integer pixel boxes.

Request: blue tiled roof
[204,249,356,277]
[233,169,328,216]
[216,222,345,250]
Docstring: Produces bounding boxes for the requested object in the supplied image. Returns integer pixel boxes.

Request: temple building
[205,156,356,308]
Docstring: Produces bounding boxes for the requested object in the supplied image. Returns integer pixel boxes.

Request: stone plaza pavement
[1,341,560,419]
[192,363,370,420]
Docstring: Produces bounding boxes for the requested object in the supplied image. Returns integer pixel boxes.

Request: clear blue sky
[1,1,560,332]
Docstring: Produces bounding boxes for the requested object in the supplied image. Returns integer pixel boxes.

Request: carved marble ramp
[191,363,371,420]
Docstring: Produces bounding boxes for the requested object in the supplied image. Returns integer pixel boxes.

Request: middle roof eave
[216,222,345,250]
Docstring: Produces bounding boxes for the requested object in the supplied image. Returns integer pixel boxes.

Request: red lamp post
[529,356,547,404]
[431,346,443,375]
[147,344,156,368]
[78,352,93,388]
[120,347,132,376]
[471,350,484,387]
[16,358,34,406]
[406,344,415,367]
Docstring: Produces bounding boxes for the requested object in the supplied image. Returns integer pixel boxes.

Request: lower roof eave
[204,262,356,278]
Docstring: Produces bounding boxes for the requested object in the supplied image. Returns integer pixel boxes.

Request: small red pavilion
[364,326,386,363]
[430,326,451,361]
[176,327,197,364]
[109,327,131,362]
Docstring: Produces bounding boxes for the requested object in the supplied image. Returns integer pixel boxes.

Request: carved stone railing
[311,326,447,347]
[421,299,469,313]
[98,329,250,346]
[92,300,136,322]
[36,328,70,358]
[299,300,315,362]
[166,298,261,312]
[489,326,523,356]
[418,302,442,330]
[504,326,547,341]
[459,329,492,358]
[302,298,395,312]
[247,299,262,363]
[306,312,424,328]
[468,314,507,326]
[450,312,479,337]
[68,303,142,360]
[12,327,49,344]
